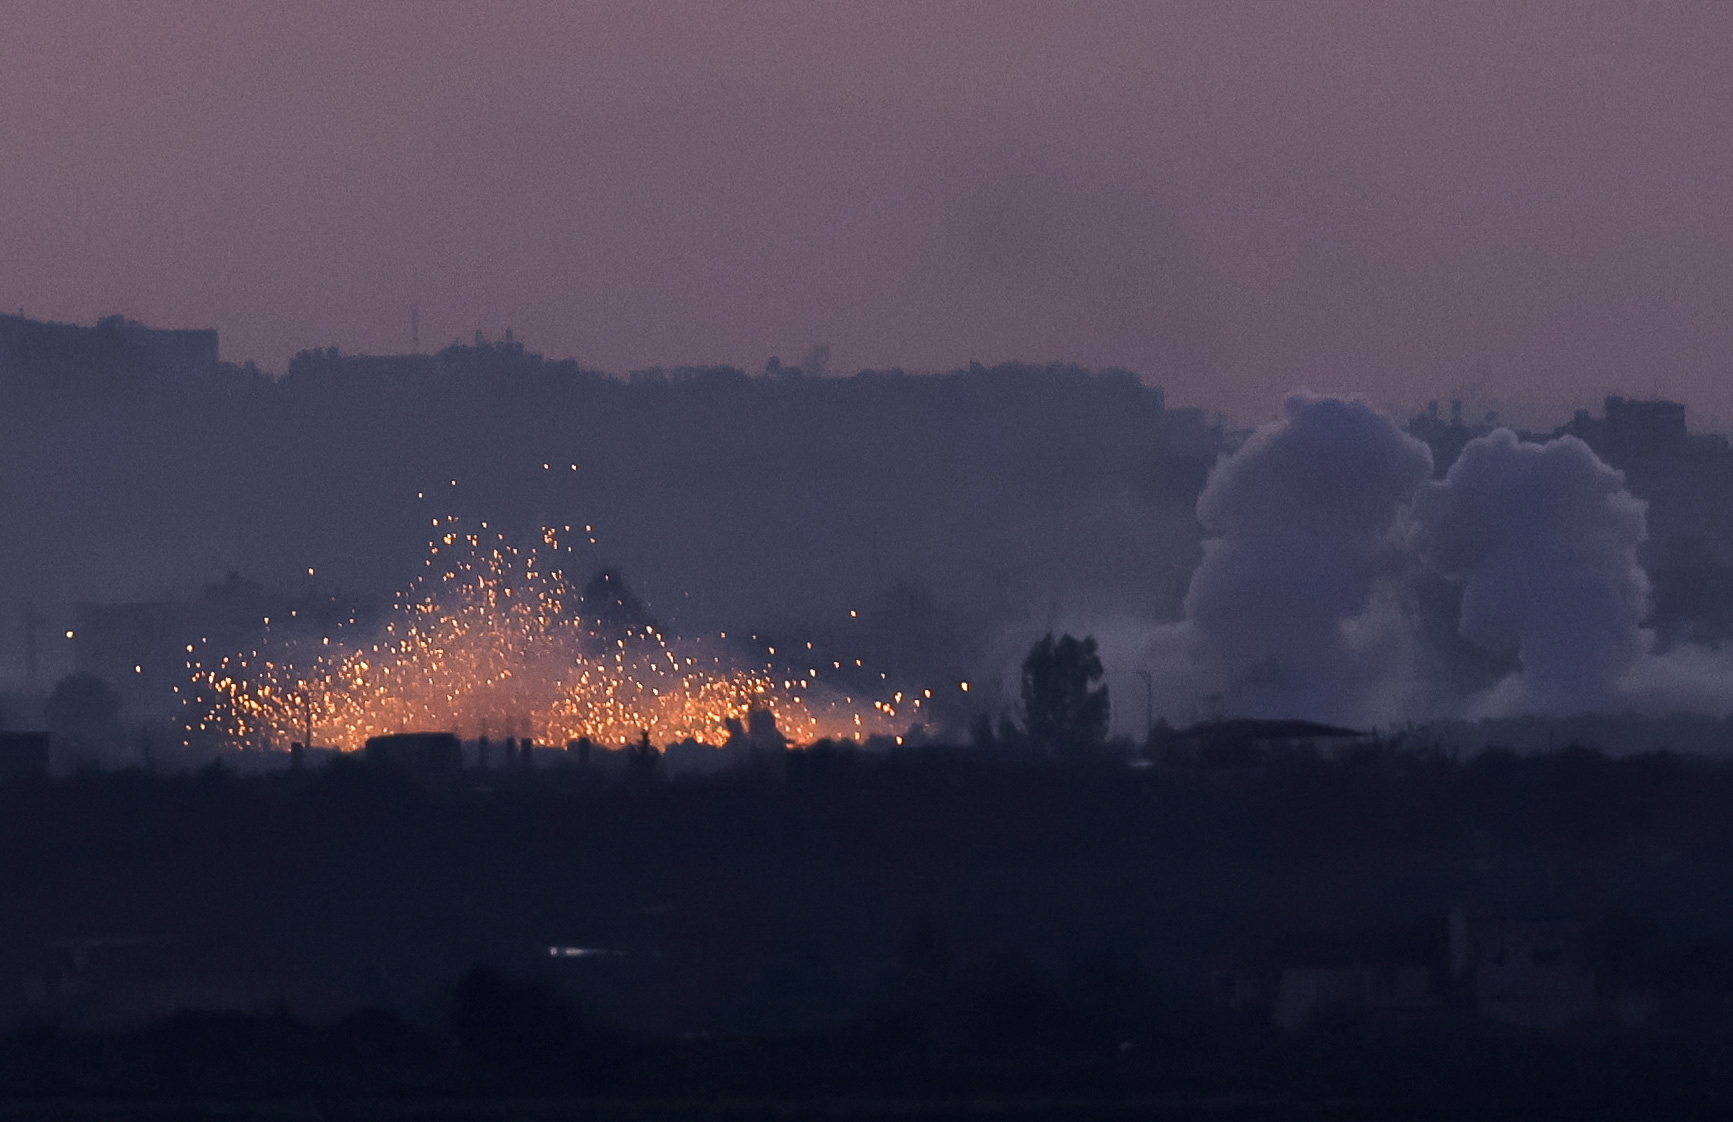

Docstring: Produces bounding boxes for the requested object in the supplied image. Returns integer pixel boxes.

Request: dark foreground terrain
[1,1009,1732,1120]
[5,738,1733,1115]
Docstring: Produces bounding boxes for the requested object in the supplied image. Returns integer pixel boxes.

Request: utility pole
[1136,669,1154,741]
[410,304,420,354]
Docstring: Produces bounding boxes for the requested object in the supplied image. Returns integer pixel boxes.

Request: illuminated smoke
[184,521,908,751]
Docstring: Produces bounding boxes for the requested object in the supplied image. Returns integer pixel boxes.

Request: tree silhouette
[1019,633,1109,753]
[628,728,660,781]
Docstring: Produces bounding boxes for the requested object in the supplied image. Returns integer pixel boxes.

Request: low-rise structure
[364,732,463,776]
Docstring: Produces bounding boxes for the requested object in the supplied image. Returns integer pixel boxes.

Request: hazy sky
[4,2,1731,420]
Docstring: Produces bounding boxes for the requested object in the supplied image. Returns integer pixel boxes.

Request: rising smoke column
[1151,393,1434,724]
[1413,429,1650,714]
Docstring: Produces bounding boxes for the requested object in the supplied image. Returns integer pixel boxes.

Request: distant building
[1649,535,1733,641]
[1220,905,1651,1032]
[1555,395,1733,567]
[364,731,463,775]
[1163,718,1370,768]
[1560,395,1694,459]
[0,311,218,379]
[1407,399,1500,476]
[281,332,587,387]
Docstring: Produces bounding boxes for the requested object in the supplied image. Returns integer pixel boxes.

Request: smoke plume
[1132,395,1733,728]
[1414,429,1652,715]
[1145,393,1433,725]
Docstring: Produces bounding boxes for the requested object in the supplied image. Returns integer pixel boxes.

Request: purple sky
[4,2,1731,421]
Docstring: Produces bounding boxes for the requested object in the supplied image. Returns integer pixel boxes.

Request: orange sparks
[186,523,908,752]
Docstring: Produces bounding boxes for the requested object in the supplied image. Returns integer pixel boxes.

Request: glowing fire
[184,520,909,751]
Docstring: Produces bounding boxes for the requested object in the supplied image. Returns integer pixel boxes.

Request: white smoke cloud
[1142,393,1434,726]
[1075,394,1733,731]
[1414,429,1652,715]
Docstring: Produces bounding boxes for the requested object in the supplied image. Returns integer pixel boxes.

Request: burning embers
[184,520,906,752]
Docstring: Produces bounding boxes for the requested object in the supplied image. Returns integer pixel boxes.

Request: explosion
[184,520,910,751]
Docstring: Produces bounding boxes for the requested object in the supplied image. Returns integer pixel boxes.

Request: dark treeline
[4,741,1733,1110]
[0,322,1212,650]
